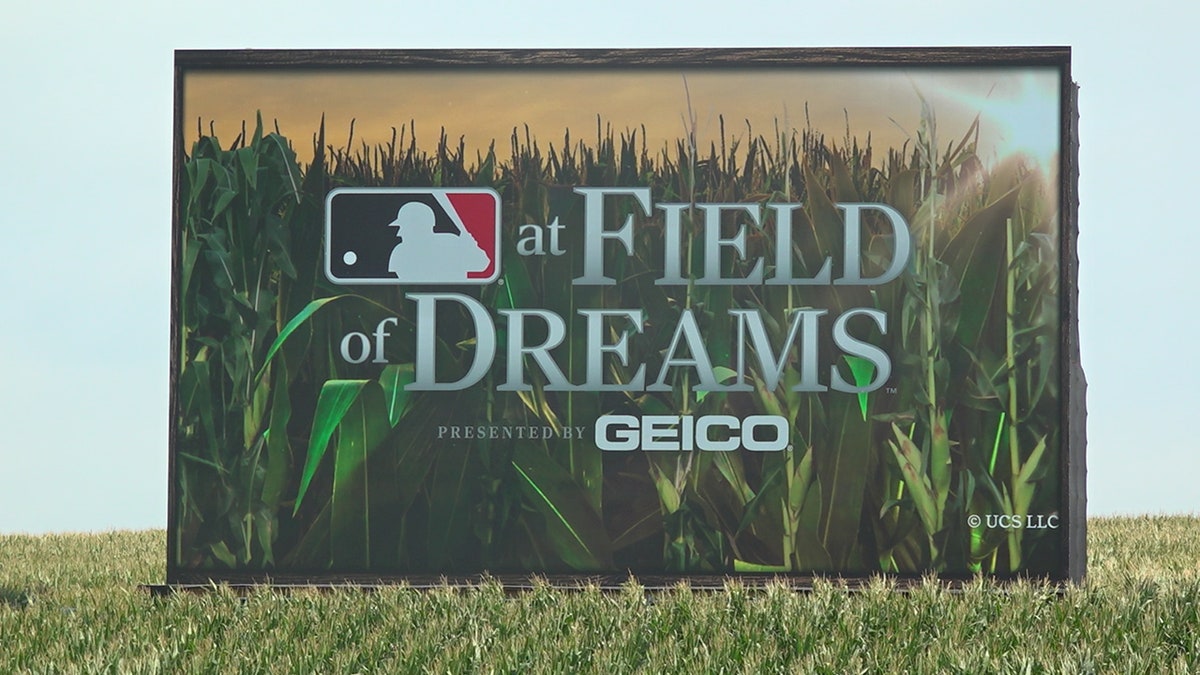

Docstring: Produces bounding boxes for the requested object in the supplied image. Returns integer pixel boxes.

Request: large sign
[170,49,1084,586]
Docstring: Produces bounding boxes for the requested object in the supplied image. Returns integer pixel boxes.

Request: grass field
[1,516,1197,672]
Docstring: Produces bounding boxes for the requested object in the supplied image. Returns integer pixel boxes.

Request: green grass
[1,516,1198,672]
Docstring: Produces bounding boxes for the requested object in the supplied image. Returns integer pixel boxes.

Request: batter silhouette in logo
[324,188,501,285]
[387,201,489,282]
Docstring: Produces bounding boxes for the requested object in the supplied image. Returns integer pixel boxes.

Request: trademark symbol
[497,278,505,286]
[886,387,898,394]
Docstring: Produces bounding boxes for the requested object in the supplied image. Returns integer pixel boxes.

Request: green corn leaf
[257,296,344,383]
[260,357,292,512]
[842,355,876,421]
[255,294,393,386]
[199,234,236,291]
[733,560,791,573]
[827,150,861,202]
[801,163,841,300]
[293,379,368,516]
[253,509,275,567]
[209,541,237,568]
[647,459,682,515]
[190,157,212,197]
[265,215,298,280]
[942,186,1021,351]
[999,485,1023,572]
[698,366,739,404]
[712,452,754,505]
[475,145,495,186]
[331,382,391,568]
[393,400,441,516]
[736,464,783,536]
[180,237,202,299]
[793,479,834,571]
[179,452,224,473]
[266,134,301,203]
[512,444,612,570]
[279,502,331,569]
[788,445,815,516]
[888,423,939,538]
[211,187,237,219]
[814,393,873,567]
[236,146,258,190]
[610,505,664,552]
[1013,435,1048,517]
[885,169,919,222]
[243,370,271,449]
[701,285,734,368]
[425,444,475,569]
[499,253,536,311]
[930,409,951,530]
[379,363,416,427]
[753,376,785,418]
[178,360,217,458]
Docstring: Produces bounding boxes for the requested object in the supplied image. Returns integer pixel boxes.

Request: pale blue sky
[1,0,1197,533]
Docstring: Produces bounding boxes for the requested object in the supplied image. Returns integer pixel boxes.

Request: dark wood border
[144,574,1072,597]
[168,50,185,586]
[175,47,1070,69]
[170,47,1082,588]
[1061,58,1086,584]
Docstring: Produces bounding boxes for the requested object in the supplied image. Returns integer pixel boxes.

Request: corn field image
[172,61,1069,581]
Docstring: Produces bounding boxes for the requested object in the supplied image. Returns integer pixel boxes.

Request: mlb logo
[325,188,501,284]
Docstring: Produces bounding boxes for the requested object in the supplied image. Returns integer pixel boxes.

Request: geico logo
[595,414,790,452]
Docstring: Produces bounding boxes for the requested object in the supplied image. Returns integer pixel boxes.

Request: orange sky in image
[182,66,1060,172]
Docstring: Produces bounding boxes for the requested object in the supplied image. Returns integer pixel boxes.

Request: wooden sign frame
[168,48,1083,588]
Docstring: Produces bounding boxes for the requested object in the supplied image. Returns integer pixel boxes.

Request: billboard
[170,48,1083,586]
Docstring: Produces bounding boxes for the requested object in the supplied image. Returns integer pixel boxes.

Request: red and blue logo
[325,188,501,284]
